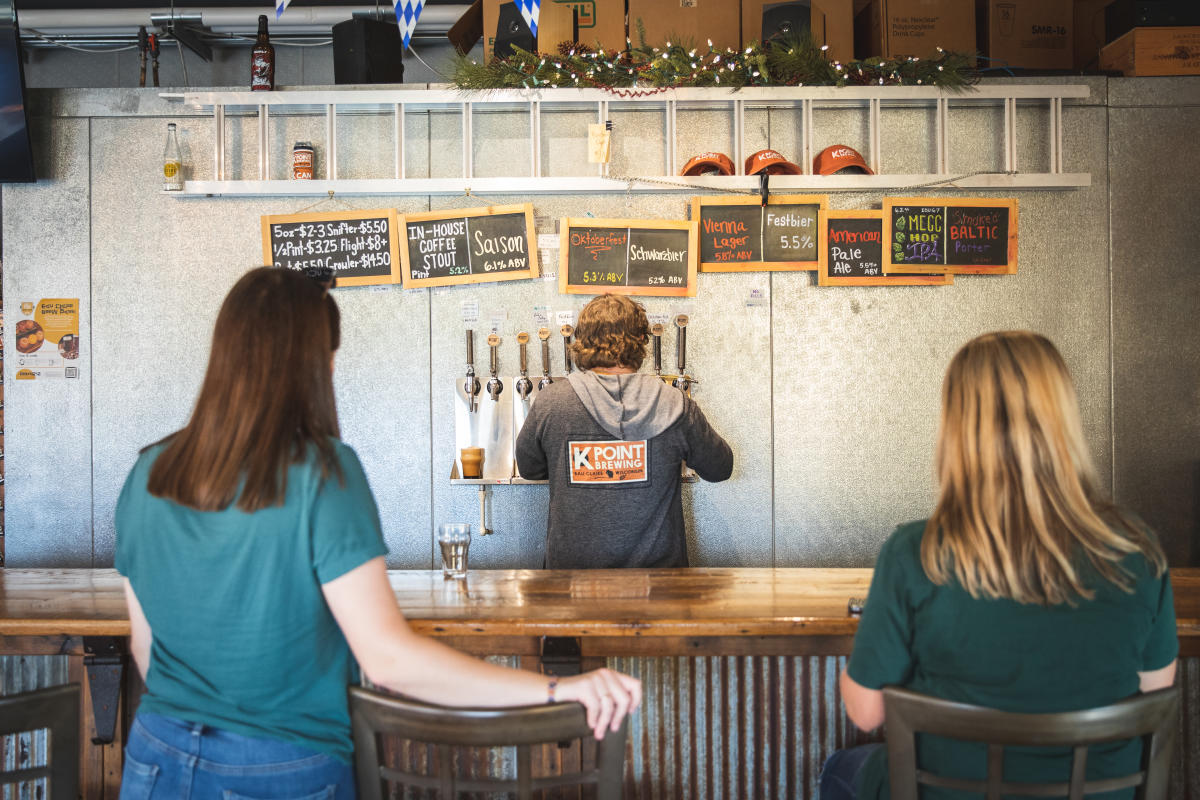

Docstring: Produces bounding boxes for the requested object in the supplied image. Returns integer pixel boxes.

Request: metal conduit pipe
[17,6,468,36]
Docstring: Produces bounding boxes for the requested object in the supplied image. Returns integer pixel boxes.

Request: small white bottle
[163,123,183,191]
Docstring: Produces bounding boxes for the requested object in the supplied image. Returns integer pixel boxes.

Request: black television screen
[0,0,34,182]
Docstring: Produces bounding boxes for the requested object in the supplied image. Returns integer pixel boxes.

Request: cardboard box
[742,1,856,65]
[1074,0,1114,71]
[628,0,741,53]
[1099,25,1200,76]
[977,0,1072,70]
[854,0,976,61]
[484,0,626,61]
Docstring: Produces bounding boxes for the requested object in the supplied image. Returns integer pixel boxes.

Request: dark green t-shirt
[114,439,388,763]
[848,520,1178,800]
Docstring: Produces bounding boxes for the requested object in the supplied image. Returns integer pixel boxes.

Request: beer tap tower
[454,330,514,485]
[513,329,563,479]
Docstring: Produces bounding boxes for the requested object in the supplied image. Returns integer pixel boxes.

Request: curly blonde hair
[570,294,650,371]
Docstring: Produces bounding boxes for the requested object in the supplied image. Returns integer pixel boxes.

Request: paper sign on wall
[14,298,80,380]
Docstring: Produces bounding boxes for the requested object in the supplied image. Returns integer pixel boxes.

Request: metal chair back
[349,685,627,799]
[0,683,81,800]
[883,685,1180,800]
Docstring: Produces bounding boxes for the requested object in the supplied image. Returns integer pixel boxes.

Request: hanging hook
[759,171,770,206]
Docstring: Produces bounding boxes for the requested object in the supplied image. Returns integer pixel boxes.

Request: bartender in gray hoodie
[516,294,733,568]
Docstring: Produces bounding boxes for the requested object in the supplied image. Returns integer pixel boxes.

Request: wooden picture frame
[882,197,1019,275]
[399,203,540,289]
[819,210,952,287]
[261,208,403,287]
[559,217,698,297]
[692,194,829,272]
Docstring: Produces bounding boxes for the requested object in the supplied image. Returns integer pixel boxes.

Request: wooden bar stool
[349,685,627,800]
[883,685,1180,800]
[0,684,81,800]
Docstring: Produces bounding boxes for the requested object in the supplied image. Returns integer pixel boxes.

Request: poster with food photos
[14,298,80,380]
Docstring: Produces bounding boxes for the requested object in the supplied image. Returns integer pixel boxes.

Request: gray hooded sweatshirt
[515,371,733,568]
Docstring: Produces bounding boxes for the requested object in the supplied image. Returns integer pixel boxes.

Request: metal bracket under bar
[936,98,949,174]
[530,100,541,178]
[801,99,814,174]
[1004,97,1018,173]
[733,99,744,173]
[1050,97,1063,174]
[665,99,677,177]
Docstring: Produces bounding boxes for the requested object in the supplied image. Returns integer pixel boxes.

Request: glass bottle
[162,123,183,191]
[250,15,275,91]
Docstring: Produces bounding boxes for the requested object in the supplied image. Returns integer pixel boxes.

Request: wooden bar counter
[3,567,1200,799]
[3,566,1200,650]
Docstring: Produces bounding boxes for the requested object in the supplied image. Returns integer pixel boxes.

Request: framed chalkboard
[559,218,698,297]
[882,198,1019,275]
[691,195,829,272]
[819,211,952,287]
[261,208,402,287]
[399,203,539,289]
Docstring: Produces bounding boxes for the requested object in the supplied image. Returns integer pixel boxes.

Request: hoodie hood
[567,371,684,441]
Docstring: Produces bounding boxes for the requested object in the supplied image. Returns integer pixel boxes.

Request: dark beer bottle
[250,15,275,91]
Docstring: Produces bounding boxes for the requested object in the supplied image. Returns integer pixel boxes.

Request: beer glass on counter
[437,523,471,579]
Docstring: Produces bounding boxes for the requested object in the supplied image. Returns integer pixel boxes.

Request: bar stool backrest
[883,685,1180,800]
[349,685,628,800]
[0,683,81,800]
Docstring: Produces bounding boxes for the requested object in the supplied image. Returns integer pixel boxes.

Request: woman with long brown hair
[821,331,1177,800]
[115,268,640,799]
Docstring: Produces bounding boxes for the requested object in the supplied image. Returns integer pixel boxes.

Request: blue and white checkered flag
[396,0,425,50]
[275,0,290,18]
[515,0,540,37]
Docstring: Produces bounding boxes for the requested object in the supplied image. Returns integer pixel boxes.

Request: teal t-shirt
[848,520,1178,800]
[114,439,388,763]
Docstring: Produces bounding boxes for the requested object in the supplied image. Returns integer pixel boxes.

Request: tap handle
[651,323,664,375]
[561,324,574,374]
[674,315,689,373]
[487,333,500,376]
[517,332,530,374]
[465,330,475,367]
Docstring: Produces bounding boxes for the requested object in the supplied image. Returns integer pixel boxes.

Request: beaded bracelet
[547,677,558,704]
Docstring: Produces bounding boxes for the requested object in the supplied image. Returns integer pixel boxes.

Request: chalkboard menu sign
[882,197,1018,275]
[819,211,952,287]
[399,203,539,289]
[260,208,402,287]
[559,218,698,297]
[691,195,829,271]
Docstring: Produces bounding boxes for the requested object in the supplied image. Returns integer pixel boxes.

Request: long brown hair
[922,331,1166,605]
[147,267,343,512]
[570,294,650,371]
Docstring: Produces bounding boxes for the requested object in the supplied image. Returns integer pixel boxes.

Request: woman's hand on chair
[556,668,642,740]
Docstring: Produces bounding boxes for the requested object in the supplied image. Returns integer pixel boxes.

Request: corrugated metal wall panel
[613,655,875,800]
[1,654,1197,797]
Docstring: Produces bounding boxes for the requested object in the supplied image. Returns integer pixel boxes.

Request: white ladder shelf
[163,84,1091,196]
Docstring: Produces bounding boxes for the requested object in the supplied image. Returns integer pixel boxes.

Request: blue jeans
[120,711,356,800]
[819,743,884,800]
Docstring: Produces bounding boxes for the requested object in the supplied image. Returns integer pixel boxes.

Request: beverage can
[293,142,314,180]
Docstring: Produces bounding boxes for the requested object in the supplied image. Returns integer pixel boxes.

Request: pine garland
[452,33,977,92]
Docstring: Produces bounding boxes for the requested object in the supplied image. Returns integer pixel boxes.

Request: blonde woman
[822,331,1177,800]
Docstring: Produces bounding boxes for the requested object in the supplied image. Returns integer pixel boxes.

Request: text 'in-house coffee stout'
[251,15,275,91]
[398,204,540,289]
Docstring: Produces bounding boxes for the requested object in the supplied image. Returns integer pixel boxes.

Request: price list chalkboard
[559,218,698,297]
[882,197,1018,275]
[399,203,539,289]
[692,195,828,271]
[818,211,952,287]
[261,209,402,287]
